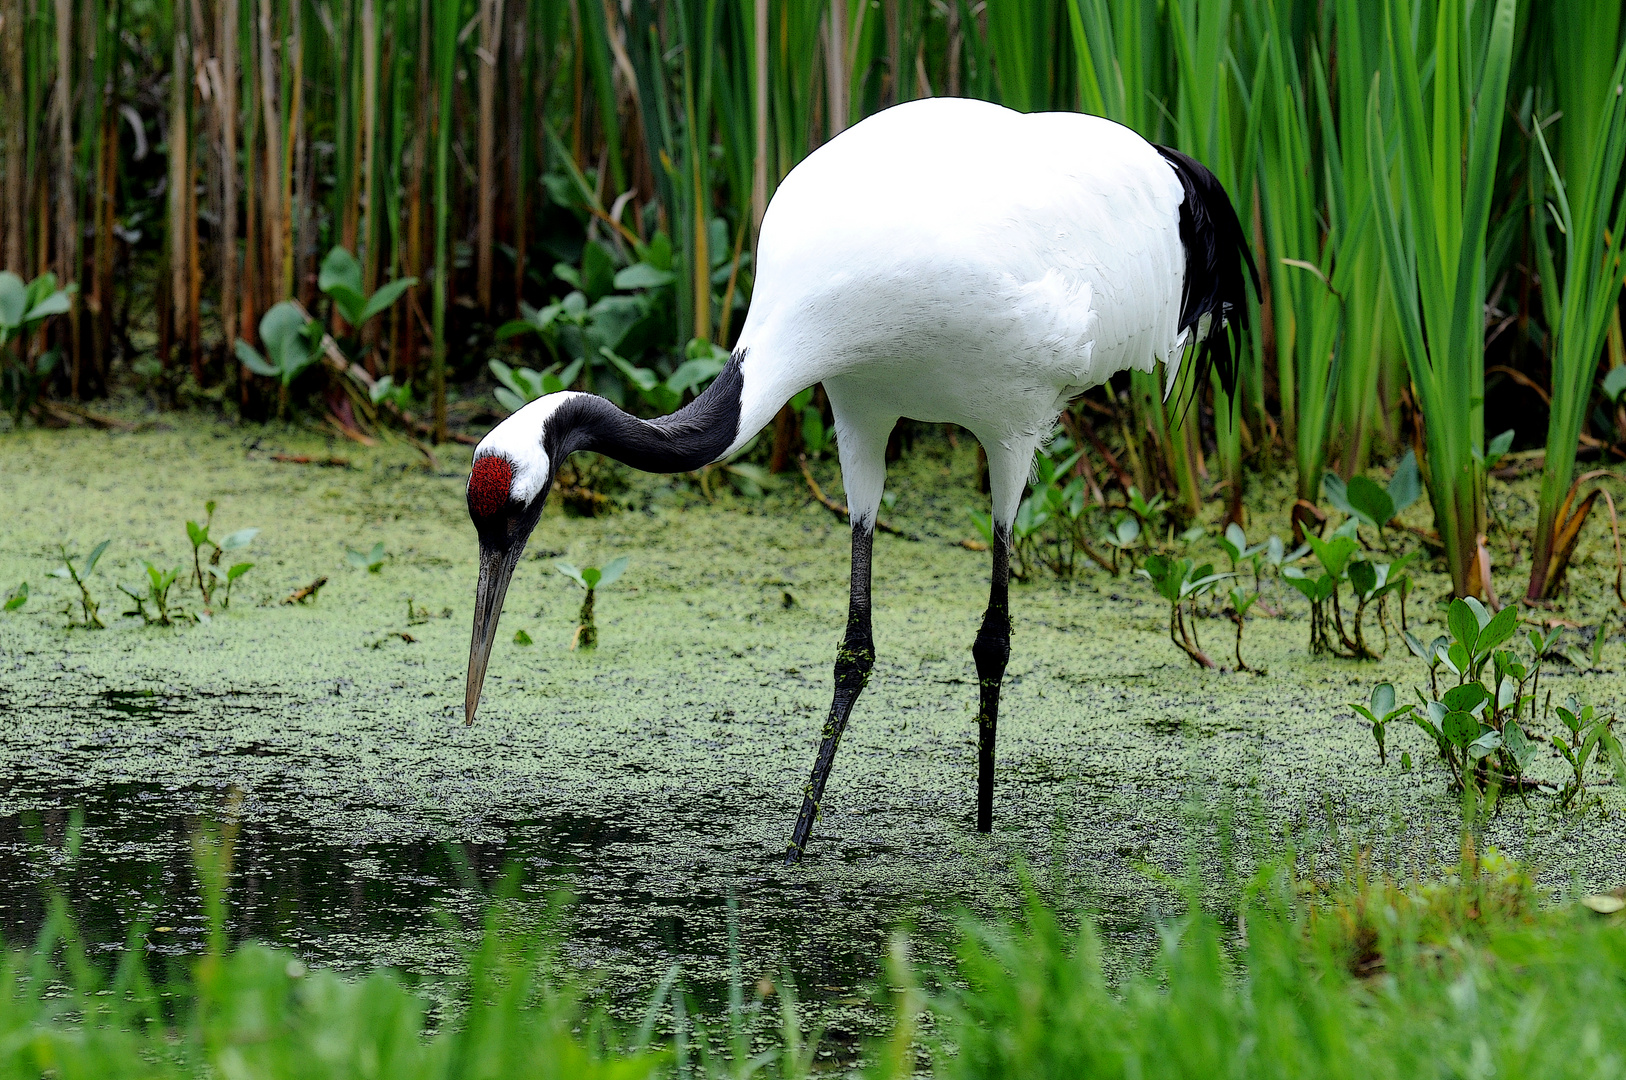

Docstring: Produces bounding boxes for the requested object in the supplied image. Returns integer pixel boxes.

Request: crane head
[464,444,550,726]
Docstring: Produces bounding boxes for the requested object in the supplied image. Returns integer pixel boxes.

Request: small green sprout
[187,501,259,607]
[5,582,29,611]
[1553,694,1623,810]
[347,542,387,573]
[1138,555,1231,669]
[120,562,183,626]
[1348,683,1412,766]
[50,541,110,628]
[1099,512,1142,574]
[1227,588,1261,673]
[514,629,533,646]
[554,555,629,650]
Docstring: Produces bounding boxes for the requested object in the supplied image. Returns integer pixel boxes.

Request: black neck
[544,352,745,474]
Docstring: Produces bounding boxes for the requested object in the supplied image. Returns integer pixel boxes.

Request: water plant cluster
[1354,597,1625,812]
[29,502,261,629]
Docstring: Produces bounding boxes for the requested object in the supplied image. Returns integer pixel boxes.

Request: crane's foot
[784,639,873,865]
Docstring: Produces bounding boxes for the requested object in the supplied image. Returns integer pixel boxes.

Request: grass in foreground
[6,841,1626,1079]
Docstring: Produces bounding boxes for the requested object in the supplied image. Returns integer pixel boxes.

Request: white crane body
[463,97,1256,863]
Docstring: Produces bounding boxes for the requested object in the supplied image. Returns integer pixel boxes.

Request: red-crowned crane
[463,97,1256,865]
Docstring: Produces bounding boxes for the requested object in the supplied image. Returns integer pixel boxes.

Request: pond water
[3,418,1623,1036]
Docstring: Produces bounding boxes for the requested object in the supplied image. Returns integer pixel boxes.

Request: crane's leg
[972,431,1034,834]
[784,402,890,865]
[973,523,1011,832]
[784,524,874,865]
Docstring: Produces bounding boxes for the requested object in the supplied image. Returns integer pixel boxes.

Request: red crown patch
[468,456,515,518]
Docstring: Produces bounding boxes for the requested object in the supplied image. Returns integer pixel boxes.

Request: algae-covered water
[2,417,1624,1037]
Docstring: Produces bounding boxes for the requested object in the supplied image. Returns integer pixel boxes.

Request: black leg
[972,524,1011,833]
[785,526,875,865]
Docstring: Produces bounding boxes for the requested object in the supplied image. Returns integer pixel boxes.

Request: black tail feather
[1152,144,1259,407]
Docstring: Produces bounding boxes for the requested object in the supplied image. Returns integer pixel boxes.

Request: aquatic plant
[1523,37,1626,600]
[317,246,417,339]
[555,556,630,651]
[1353,597,1624,801]
[1281,520,1413,659]
[1227,588,1260,673]
[0,271,73,421]
[50,540,109,629]
[185,501,258,608]
[1138,555,1231,669]
[1098,512,1142,574]
[3,582,26,611]
[1322,450,1423,549]
[346,542,387,573]
[1367,0,1517,598]
[1553,695,1621,810]
[121,562,184,626]
[488,357,585,414]
[234,303,323,416]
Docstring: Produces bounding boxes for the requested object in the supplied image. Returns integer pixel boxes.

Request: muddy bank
[2,417,1623,1034]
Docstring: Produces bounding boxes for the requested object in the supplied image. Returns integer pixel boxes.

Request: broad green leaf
[1442,710,1479,747]
[1467,729,1502,761]
[488,359,525,398]
[1116,517,1140,545]
[494,388,527,415]
[226,562,253,582]
[0,271,26,329]
[666,355,726,397]
[495,318,541,341]
[1462,596,1492,630]
[369,542,385,565]
[582,567,603,589]
[1346,475,1395,527]
[23,288,71,323]
[1442,682,1488,714]
[1386,450,1422,513]
[1404,630,1429,659]
[1476,605,1519,657]
[554,561,587,588]
[1447,598,1480,654]
[1605,365,1626,403]
[220,528,259,551]
[1371,683,1396,717]
[1323,471,1355,520]
[359,277,417,323]
[1349,560,1377,597]
[186,521,206,548]
[369,376,397,404]
[613,263,676,290]
[514,629,533,645]
[3,582,27,611]
[346,549,371,569]
[235,340,278,376]
[597,555,630,587]
[1504,721,1537,769]
[580,241,616,301]
[319,247,364,303]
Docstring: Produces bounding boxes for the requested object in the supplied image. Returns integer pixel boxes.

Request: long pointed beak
[466,540,522,725]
